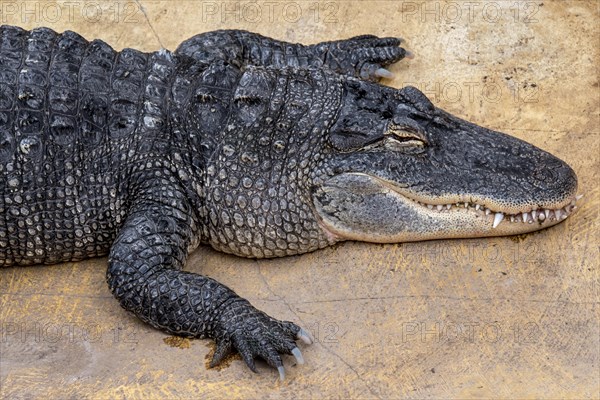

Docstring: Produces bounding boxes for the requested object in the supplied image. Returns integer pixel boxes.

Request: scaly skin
[0,26,578,379]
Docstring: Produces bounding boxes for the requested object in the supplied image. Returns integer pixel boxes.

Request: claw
[278,365,285,381]
[374,68,394,79]
[297,328,314,345]
[291,347,304,364]
[404,50,415,59]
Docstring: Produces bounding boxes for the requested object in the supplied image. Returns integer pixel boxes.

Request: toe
[234,337,258,373]
[258,343,284,371]
[210,339,233,368]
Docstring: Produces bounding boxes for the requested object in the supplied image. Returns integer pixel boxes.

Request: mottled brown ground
[1,1,598,398]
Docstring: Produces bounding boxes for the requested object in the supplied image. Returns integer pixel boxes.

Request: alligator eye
[385,124,428,148]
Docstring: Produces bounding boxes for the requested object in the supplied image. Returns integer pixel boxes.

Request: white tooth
[554,209,562,220]
[437,205,443,211]
[427,204,433,210]
[485,209,491,215]
[510,216,515,222]
[475,204,480,210]
[544,209,550,220]
[576,194,584,200]
[531,210,538,220]
[522,212,529,223]
[538,212,545,221]
[446,204,451,210]
[561,214,567,220]
[492,213,504,228]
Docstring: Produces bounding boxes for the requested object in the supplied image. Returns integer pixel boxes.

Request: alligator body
[0,26,579,379]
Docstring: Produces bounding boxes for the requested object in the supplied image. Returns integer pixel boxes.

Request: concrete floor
[1,1,598,398]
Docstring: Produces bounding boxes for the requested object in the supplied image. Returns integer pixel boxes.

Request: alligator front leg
[106,197,311,379]
[176,30,410,81]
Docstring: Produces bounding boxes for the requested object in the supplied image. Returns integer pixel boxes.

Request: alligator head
[200,66,579,257]
[312,77,579,242]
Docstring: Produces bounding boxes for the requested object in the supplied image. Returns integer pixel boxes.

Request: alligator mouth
[313,173,581,243]
[408,196,580,227]
[374,176,581,231]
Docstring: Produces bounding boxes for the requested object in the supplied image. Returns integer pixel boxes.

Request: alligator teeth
[554,209,562,220]
[492,213,504,228]
[417,193,582,226]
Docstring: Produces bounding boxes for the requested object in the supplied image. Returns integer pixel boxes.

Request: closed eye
[385,125,428,146]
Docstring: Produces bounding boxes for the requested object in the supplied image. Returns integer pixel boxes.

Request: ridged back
[0,26,177,266]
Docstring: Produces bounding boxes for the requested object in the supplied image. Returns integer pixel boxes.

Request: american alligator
[0,26,579,380]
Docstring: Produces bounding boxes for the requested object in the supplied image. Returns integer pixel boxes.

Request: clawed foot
[212,300,313,380]
[313,34,413,81]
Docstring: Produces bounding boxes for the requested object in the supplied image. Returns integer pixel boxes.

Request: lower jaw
[321,208,571,244]
[394,207,569,242]
[317,193,578,244]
